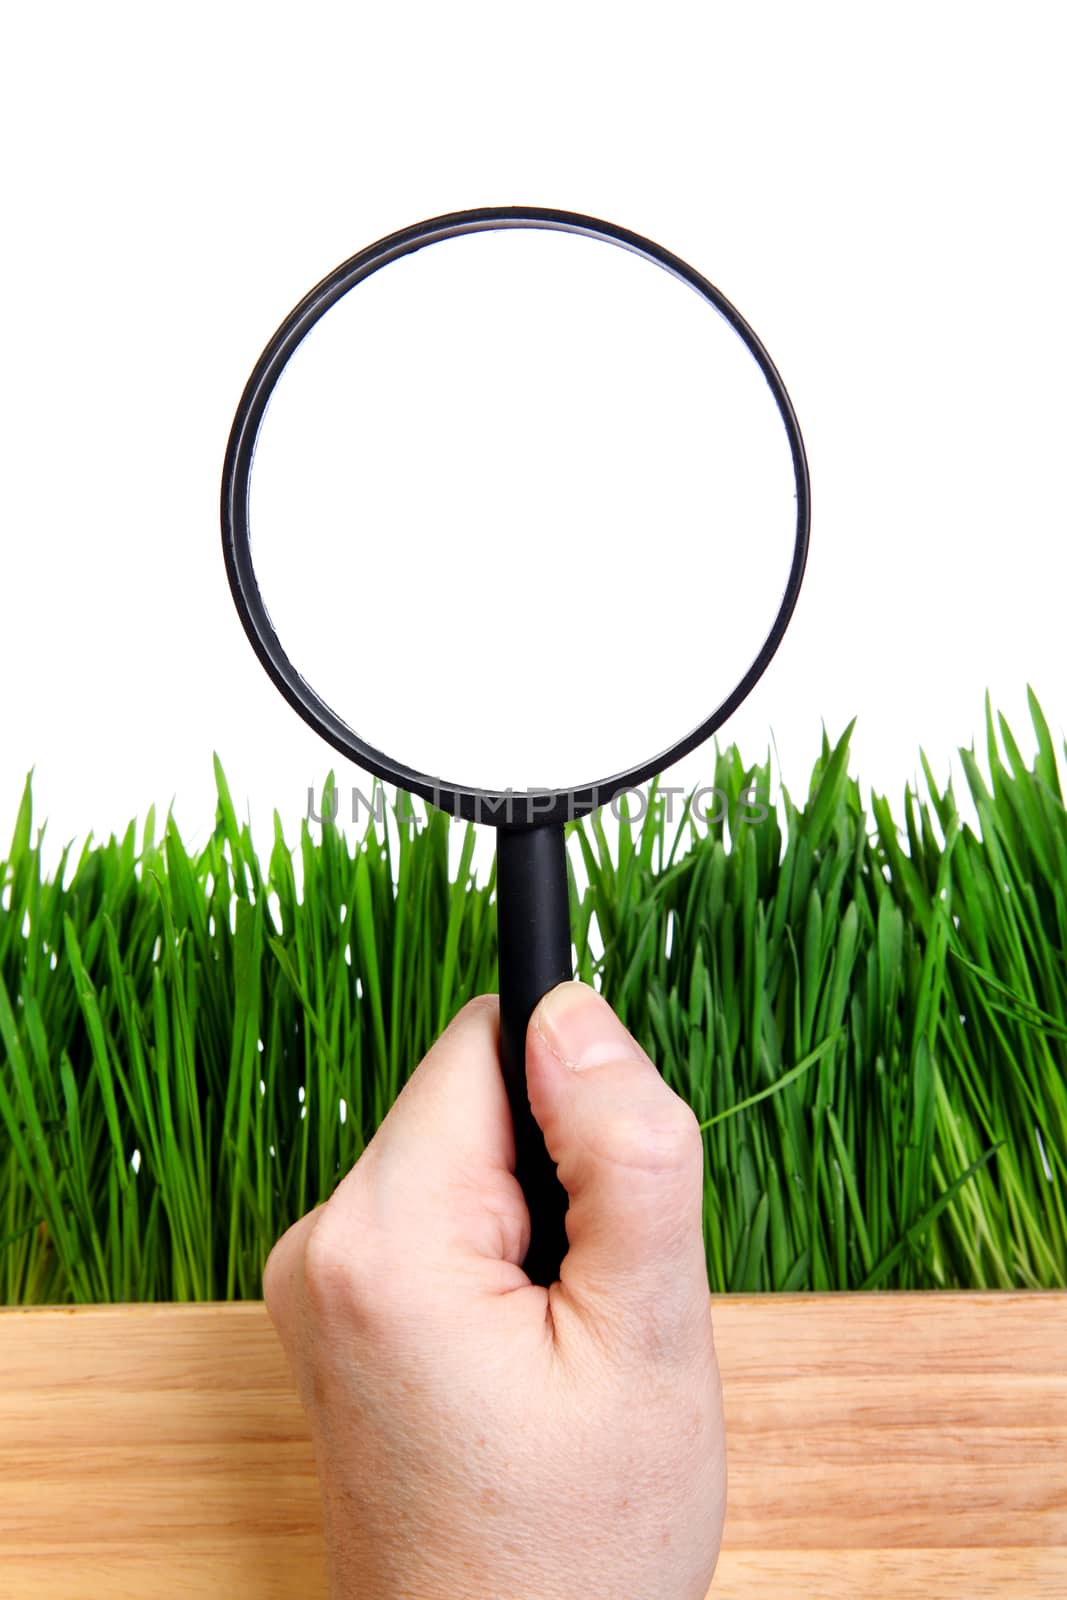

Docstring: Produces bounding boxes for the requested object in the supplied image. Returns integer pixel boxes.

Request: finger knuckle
[302,1209,395,1323]
[604,1093,704,1174]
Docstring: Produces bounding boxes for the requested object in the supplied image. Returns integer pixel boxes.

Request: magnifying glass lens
[247,227,799,797]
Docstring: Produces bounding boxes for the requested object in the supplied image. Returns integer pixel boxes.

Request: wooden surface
[1,1293,1065,1597]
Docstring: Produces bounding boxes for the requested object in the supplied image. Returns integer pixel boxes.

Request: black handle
[496,822,573,1286]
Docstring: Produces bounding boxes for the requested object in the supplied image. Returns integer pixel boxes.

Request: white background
[2,2,1064,877]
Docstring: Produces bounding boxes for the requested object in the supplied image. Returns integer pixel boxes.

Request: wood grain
[0,1293,1064,1597]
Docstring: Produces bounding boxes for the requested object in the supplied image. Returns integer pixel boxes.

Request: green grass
[1,689,1065,1302]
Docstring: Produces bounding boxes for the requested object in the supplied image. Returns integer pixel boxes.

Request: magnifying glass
[221,205,809,1287]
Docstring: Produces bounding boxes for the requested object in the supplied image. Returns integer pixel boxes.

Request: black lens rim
[221,205,810,828]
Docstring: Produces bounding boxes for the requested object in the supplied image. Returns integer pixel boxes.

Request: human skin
[262,979,727,1599]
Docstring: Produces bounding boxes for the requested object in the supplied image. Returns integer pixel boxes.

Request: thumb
[527,981,712,1361]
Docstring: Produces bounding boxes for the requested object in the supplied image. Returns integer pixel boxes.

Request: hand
[262,980,727,1600]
